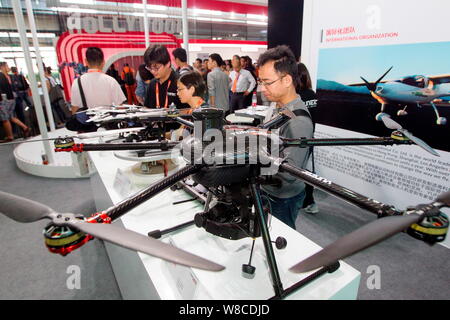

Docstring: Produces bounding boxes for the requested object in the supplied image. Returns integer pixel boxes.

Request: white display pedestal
[89,150,361,300]
[14,128,95,178]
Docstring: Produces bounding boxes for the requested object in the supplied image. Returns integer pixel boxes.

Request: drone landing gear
[250,179,340,300]
[268,261,341,300]
[148,220,195,239]
[242,239,257,279]
[242,236,287,279]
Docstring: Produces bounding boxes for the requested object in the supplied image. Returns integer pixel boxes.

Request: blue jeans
[262,190,306,229]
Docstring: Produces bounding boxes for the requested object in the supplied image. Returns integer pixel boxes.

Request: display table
[234,105,274,122]
[89,149,361,300]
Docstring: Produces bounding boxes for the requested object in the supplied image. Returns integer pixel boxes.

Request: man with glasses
[143,45,188,110]
[257,45,314,230]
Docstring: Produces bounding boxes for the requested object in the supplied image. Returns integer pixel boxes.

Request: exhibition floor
[0,143,448,300]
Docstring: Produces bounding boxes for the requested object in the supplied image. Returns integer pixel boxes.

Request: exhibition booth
[0,0,448,302]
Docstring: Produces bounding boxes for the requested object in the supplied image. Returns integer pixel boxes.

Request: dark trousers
[15,91,33,123]
[263,190,306,230]
[302,184,315,208]
[230,92,246,113]
[51,99,67,124]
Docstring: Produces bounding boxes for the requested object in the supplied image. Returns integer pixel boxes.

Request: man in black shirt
[143,45,189,110]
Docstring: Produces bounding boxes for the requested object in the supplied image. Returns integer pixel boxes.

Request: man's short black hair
[172,47,187,63]
[10,66,17,73]
[179,71,206,98]
[195,58,202,64]
[85,47,104,66]
[209,53,225,67]
[257,45,298,87]
[144,44,171,66]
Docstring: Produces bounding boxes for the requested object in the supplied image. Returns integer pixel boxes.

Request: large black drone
[0,107,448,300]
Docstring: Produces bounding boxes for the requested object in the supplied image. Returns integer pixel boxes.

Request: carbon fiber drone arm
[55,141,179,152]
[278,162,401,217]
[174,117,194,129]
[281,137,414,148]
[102,164,203,221]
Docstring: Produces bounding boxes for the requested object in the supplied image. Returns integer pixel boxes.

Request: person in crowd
[143,44,189,110]
[177,71,208,111]
[257,45,314,229]
[240,56,247,69]
[243,56,258,107]
[172,47,193,76]
[193,58,203,73]
[175,71,209,139]
[70,47,126,115]
[229,55,256,112]
[201,59,210,79]
[121,63,137,105]
[207,53,230,113]
[224,59,232,75]
[10,66,32,123]
[296,62,319,214]
[135,63,154,105]
[106,64,121,84]
[0,61,30,142]
[44,66,66,127]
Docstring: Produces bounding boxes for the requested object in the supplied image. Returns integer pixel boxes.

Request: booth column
[267,0,304,61]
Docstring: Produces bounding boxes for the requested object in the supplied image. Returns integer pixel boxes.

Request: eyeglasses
[257,75,286,87]
[176,87,187,92]
[145,64,164,72]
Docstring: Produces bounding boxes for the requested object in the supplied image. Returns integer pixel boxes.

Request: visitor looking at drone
[177,71,208,112]
[257,45,314,229]
[175,71,208,139]
[70,47,126,115]
[143,44,188,110]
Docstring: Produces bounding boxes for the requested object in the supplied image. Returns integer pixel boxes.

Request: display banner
[303,0,450,247]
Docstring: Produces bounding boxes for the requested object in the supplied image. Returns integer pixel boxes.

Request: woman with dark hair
[175,71,208,139]
[297,62,319,214]
[177,71,207,113]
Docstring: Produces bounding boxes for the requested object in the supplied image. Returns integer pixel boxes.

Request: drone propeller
[360,66,393,92]
[289,191,450,273]
[0,127,146,146]
[0,191,224,271]
[380,115,439,156]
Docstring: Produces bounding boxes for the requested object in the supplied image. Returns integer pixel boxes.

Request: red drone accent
[87,212,112,224]
[54,144,84,153]
[47,235,93,256]
[46,212,112,256]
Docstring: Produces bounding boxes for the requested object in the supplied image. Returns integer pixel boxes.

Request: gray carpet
[0,143,448,300]
[296,189,450,300]
[0,144,122,300]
